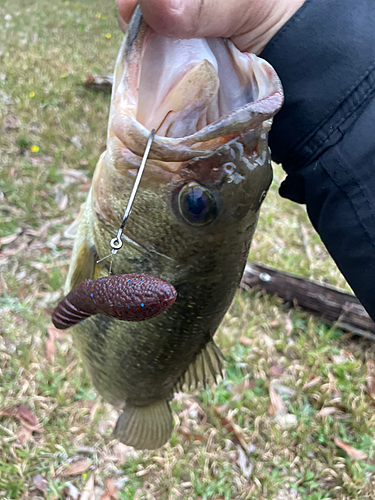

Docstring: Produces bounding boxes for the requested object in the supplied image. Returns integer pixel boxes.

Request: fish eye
[178,182,217,226]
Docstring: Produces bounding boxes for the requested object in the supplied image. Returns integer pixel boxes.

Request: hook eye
[110,237,123,251]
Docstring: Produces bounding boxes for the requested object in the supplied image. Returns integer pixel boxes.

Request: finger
[116,0,138,23]
[117,0,304,55]
[137,0,257,39]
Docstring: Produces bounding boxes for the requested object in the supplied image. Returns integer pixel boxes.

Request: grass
[1,1,375,499]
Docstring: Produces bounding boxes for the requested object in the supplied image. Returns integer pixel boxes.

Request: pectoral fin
[69,240,96,289]
[64,203,86,239]
[113,400,173,450]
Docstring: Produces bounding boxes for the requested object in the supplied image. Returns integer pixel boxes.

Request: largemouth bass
[62,7,283,449]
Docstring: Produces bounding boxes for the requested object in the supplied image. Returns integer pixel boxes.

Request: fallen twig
[242,262,375,340]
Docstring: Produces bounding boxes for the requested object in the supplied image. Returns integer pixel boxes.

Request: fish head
[91,7,283,274]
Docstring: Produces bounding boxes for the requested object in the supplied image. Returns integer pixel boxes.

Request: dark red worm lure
[52,274,177,330]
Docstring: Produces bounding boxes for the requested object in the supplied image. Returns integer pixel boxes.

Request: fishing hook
[96,129,156,268]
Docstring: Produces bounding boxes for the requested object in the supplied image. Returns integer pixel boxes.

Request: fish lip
[111,88,283,165]
[110,6,284,166]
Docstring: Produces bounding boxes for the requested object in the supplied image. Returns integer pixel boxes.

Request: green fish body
[65,8,283,449]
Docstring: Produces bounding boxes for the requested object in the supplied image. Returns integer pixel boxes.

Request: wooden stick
[241,262,375,340]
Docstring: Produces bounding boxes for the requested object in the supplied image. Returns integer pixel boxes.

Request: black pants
[279,95,375,322]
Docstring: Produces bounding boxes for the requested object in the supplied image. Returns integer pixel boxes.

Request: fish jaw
[107,6,283,166]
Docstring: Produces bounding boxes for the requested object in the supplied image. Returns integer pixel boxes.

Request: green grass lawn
[1,1,375,499]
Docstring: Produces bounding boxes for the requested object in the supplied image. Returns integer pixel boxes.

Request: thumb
[136,0,256,39]
[116,0,137,23]
[116,0,305,54]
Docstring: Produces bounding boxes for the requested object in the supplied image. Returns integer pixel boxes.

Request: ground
[1,1,375,499]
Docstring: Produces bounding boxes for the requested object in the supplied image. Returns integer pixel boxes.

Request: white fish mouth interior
[134,35,272,139]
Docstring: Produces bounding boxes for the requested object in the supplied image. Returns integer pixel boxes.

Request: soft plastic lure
[52,273,177,329]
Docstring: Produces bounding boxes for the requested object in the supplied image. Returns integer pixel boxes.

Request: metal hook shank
[110,129,155,252]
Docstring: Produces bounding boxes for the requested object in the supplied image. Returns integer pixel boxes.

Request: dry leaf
[213,407,247,450]
[89,401,101,423]
[62,460,91,476]
[269,320,280,328]
[332,354,346,364]
[49,232,61,247]
[17,426,33,444]
[236,446,253,479]
[0,406,17,418]
[1,234,31,256]
[47,324,65,341]
[0,230,21,246]
[318,407,338,418]
[231,379,256,394]
[105,478,118,497]
[30,155,54,168]
[178,426,206,443]
[0,404,43,437]
[197,498,224,500]
[284,315,294,335]
[46,328,56,362]
[17,405,38,426]
[16,405,43,432]
[71,135,82,150]
[4,113,20,130]
[272,382,295,397]
[80,473,96,500]
[268,385,286,416]
[33,474,47,492]
[63,168,88,184]
[100,478,118,500]
[61,483,80,500]
[366,359,375,396]
[239,336,252,347]
[269,365,284,376]
[303,376,322,390]
[334,438,368,459]
[110,443,127,465]
[276,413,298,428]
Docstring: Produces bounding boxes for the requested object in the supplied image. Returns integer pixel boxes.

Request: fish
[60,6,283,450]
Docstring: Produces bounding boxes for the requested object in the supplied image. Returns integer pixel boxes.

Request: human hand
[116,0,305,54]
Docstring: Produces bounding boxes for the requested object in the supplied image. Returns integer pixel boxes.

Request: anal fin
[113,400,173,450]
[175,341,225,392]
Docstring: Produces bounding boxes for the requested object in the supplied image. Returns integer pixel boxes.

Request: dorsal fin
[175,341,225,392]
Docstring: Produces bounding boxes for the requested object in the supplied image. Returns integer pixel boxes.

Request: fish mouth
[110,7,283,166]
[136,37,268,139]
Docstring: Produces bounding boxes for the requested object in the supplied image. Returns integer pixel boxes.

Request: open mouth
[136,35,279,138]
[110,11,283,163]
[136,35,273,138]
